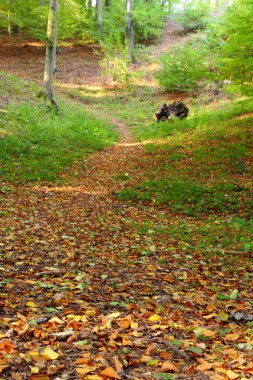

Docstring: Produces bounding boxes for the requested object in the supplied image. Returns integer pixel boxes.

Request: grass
[0,72,118,182]
[116,97,253,252]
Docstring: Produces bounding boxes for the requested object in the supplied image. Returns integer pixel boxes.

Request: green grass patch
[0,73,117,182]
[118,178,246,215]
[117,98,253,220]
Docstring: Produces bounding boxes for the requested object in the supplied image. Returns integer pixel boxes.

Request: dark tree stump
[155,100,189,122]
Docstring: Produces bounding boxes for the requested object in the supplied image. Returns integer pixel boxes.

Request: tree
[219,0,253,93]
[43,0,59,108]
[125,0,134,62]
[97,0,102,32]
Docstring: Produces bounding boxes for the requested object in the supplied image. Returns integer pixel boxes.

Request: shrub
[175,1,211,32]
[156,44,208,92]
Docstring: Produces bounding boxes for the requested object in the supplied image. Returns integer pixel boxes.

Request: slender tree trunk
[43,0,59,108]
[97,0,102,32]
[7,0,13,37]
[105,0,109,9]
[125,0,134,62]
[40,0,45,5]
[52,1,59,74]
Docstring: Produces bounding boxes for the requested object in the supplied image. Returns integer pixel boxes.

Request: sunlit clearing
[117,139,168,147]
[34,185,106,195]
[22,42,45,47]
[56,83,104,91]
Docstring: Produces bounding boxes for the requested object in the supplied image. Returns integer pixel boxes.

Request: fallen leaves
[0,122,252,380]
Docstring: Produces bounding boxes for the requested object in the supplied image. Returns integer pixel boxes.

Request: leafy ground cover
[0,22,253,380]
[0,72,117,182]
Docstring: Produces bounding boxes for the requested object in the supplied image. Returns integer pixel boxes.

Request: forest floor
[0,22,253,380]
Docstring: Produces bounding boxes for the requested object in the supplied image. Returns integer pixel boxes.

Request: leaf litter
[0,122,252,380]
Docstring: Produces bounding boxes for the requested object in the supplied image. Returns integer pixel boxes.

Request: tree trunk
[39,0,45,5]
[125,0,134,62]
[97,0,102,32]
[43,0,59,108]
[52,1,59,74]
[105,0,109,9]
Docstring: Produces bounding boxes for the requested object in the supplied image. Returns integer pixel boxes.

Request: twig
[166,342,192,362]
[52,330,74,339]
[35,270,66,277]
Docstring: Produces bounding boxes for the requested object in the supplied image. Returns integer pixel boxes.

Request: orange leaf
[163,276,174,283]
[159,351,171,360]
[76,366,96,375]
[100,366,121,379]
[225,333,240,341]
[119,319,130,329]
[0,341,14,353]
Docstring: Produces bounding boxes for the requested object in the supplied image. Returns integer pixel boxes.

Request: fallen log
[155,100,189,121]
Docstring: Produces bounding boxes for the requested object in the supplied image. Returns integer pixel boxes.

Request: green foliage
[134,0,165,42]
[100,34,130,86]
[217,0,253,94]
[175,0,211,32]
[157,43,209,92]
[118,178,244,216]
[0,74,117,182]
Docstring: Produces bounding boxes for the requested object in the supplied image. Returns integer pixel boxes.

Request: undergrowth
[117,98,253,252]
[0,73,117,182]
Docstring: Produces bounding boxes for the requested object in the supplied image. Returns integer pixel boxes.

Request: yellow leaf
[130,321,138,329]
[86,376,103,380]
[42,347,60,360]
[26,301,37,308]
[100,366,121,379]
[106,312,121,318]
[151,324,169,330]
[226,369,240,379]
[66,314,88,322]
[147,265,157,271]
[148,314,162,322]
[30,367,40,374]
[28,350,40,357]
[203,313,217,319]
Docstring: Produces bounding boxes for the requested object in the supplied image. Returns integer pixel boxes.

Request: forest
[0,0,252,379]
